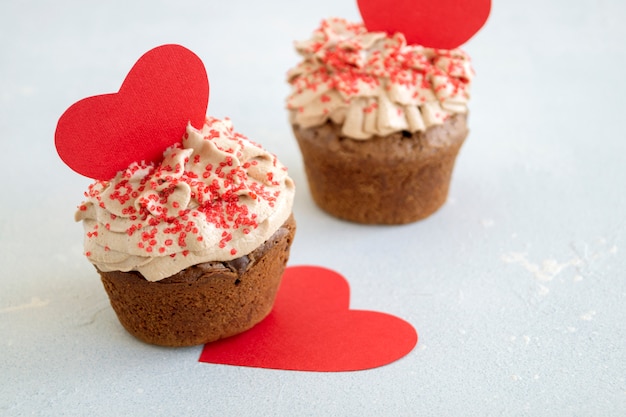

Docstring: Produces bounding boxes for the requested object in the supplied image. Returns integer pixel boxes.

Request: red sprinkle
[81,117,288,261]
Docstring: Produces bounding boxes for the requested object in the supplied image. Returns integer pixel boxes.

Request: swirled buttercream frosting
[75,117,295,281]
[286,18,474,139]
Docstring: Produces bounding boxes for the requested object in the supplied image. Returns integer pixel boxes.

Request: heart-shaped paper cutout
[357,0,491,49]
[55,44,209,180]
[199,266,418,372]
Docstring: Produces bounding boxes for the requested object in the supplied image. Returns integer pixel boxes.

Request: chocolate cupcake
[75,117,296,346]
[287,18,473,224]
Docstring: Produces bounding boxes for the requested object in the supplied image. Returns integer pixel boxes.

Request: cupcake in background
[286,16,480,224]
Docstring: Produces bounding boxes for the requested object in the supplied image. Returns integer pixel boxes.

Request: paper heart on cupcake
[55,44,209,180]
[357,0,491,49]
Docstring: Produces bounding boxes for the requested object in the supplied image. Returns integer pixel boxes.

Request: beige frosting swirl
[75,117,295,281]
[286,18,474,139]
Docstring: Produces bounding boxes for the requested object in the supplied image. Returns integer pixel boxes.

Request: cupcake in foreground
[286,17,476,224]
[56,45,296,347]
[77,117,296,346]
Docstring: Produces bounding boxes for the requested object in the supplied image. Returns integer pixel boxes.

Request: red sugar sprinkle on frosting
[286,18,474,138]
[76,117,295,281]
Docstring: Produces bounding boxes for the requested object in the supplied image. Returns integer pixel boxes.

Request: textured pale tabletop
[1,1,625,416]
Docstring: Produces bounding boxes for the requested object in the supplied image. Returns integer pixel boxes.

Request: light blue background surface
[1,1,625,416]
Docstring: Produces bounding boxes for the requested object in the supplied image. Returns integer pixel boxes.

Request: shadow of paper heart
[199,265,418,372]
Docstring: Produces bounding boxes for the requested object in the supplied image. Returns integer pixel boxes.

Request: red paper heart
[357,0,491,49]
[199,266,418,372]
[55,44,209,180]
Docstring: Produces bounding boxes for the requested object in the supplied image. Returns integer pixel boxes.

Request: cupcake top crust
[75,117,295,281]
[286,18,474,139]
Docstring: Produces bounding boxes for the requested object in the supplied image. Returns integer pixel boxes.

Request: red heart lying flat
[55,44,209,180]
[199,266,418,372]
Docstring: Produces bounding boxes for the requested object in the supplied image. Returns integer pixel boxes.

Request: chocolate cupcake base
[99,215,296,347]
[293,114,468,224]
